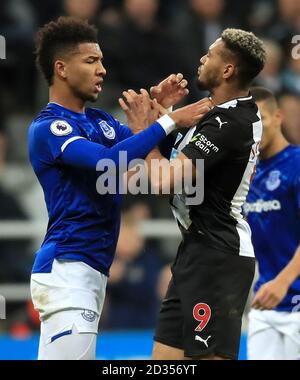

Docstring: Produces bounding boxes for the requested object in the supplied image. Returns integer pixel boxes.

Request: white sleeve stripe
[61,136,86,153]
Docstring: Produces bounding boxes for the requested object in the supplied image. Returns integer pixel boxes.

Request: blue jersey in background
[244,145,300,312]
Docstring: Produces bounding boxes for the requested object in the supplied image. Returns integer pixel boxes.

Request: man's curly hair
[221,28,267,88]
[36,16,99,85]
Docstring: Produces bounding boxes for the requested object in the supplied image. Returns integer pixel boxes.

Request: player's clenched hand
[252,279,289,310]
[150,73,189,109]
[119,89,160,134]
[169,97,213,127]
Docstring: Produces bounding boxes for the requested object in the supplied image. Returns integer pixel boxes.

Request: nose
[96,62,107,77]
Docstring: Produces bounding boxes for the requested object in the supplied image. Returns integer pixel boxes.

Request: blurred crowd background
[0,0,300,338]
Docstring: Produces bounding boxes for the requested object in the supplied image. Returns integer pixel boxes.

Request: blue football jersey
[28,103,133,276]
[244,145,300,311]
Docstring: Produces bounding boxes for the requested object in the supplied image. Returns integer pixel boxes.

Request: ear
[54,60,67,80]
[274,108,283,126]
[223,63,235,80]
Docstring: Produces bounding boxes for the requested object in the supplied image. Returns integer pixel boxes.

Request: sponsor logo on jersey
[99,120,115,140]
[81,310,97,322]
[190,133,219,155]
[50,120,73,136]
[266,170,281,191]
[215,116,228,129]
[243,199,282,214]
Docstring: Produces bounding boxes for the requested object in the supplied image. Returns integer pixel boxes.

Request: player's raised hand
[169,97,213,127]
[150,73,189,109]
[119,89,160,134]
[252,279,289,310]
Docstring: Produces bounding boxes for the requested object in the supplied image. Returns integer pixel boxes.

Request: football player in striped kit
[120,29,267,360]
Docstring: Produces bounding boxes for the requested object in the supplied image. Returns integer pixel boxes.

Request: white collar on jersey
[215,95,253,109]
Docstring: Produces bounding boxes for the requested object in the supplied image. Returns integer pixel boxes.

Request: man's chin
[75,90,99,103]
[196,79,208,91]
[87,93,99,102]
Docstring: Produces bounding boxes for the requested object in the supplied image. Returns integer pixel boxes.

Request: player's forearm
[275,245,300,287]
[145,150,194,195]
[62,117,175,170]
[145,148,174,194]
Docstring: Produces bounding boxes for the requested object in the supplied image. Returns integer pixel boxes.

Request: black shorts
[154,234,255,359]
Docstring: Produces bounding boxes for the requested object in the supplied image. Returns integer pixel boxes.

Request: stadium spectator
[30,0,63,26]
[64,0,101,22]
[104,0,184,98]
[0,0,36,111]
[267,0,300,50]
[255,39,283,95]
[278,93,300,145]
[246,0,275,35]
[170,0,240,102]
[281,56,300,97]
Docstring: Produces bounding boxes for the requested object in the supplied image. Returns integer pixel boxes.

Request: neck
[210,85,249,106]
[260,134,289,160]
[49,85,85,114]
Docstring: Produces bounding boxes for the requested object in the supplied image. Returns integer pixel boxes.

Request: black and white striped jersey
[170,95,262,257]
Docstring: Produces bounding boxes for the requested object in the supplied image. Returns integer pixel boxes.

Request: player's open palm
[119,89,160,134]
[252,279,289,310]
[169,97,213,127]
[150,73,189,109]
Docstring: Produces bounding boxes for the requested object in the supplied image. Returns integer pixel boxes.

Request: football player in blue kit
[29,16,211,360]
[244,87,300,360]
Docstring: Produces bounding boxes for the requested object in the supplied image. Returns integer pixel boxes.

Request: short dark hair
[251,86,278,111]
[221,29,267,88]
[36,16,99,85]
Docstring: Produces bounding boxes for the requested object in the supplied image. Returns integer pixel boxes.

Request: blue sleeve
[61,121,166,170]
[116,121,133,141]
[30,118,85,164]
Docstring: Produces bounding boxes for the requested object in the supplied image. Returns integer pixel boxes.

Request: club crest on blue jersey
[50,120,73,136]
[266,170,281,191]
[99,120,115,140]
